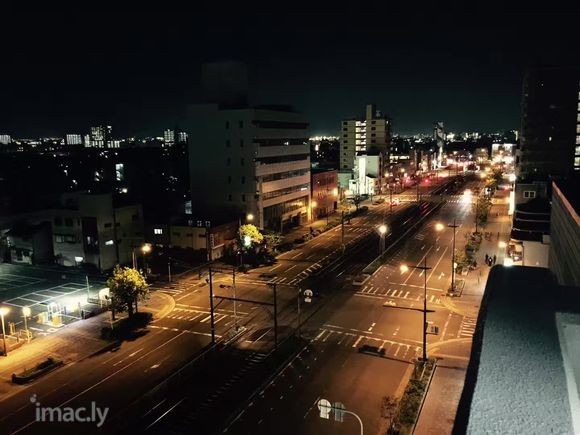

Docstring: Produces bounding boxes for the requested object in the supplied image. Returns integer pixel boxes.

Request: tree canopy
[106,266,149,318]
[239,224,264,248]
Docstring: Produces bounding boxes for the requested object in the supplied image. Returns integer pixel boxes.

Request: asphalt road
[0,175,467,434]
[224,177,482,435]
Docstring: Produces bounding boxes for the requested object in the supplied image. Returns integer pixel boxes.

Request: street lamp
[22,306,31,342]
[399,258,431,361]
[246,213,254,222]
[0,306,9,356]
[378,224,388,255]
[448,219,459,293]
[141,243,152,276]
[435,223,444,232]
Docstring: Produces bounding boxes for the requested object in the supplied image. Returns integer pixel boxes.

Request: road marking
[290,252,302,259]
[393,326,400,336]
[314,329,326,340]
[352,336,364,348]
[368,322,376,332]
[286,264,297,272]
[403,291,410,298]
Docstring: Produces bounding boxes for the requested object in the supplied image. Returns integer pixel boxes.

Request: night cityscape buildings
[0,4,578,435]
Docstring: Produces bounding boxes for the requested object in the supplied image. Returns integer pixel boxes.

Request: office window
[154,228,163,235]
[344,140,348,143]
[371,127,376,131]
[104,222,112,228]
[523,191,536,199]
[239,121,244,128]
[576,136,580,144]
[240,139,244,147]
[242,194,246,202]
[575,146,580,155]
[65,218,73,227]
[226,157,231,166]
[371,133,376,137]
[226,139,230,147]
[77,219,81,225]
[371,120,376,124]
[54,217,62,226]
[241,158,245,166]
[575,157,580,167]
[241,176,245,184]
[173,232,180,237]
[228,175,232,184]
[371,139,376,143]
[132,213,139,221]
[343,128,347,131]
[343,121,348,125]
[228,194,232,201]
[225,121,230,129]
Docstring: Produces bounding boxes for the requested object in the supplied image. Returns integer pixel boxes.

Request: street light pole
[0,308,8,356]
[448,218,459,293]
[208,267,215,344]
[232,266,238,331]
[297,289,301,338]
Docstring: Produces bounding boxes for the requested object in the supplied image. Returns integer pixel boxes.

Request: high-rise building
[434,122,445,166]
[89,125,112,148]
[164,129,175,146]
[340,104,391,171]
[177,131,188,144]
[0,134,11,144]
[65,134,83,145]
[516,67,580,180]
[186,104,311,231]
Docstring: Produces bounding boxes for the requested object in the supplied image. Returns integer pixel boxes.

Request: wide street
[0,174,474,434]
[224,177,483,435]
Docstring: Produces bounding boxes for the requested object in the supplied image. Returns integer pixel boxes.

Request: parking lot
[0,263,107,338]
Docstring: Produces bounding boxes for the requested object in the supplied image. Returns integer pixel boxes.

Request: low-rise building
[311,169,338,219]
[4,222,53,264]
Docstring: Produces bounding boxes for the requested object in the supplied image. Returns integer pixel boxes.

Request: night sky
[1,4,578,137]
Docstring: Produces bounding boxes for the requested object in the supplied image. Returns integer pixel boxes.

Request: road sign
[304,289,313,303]
[317,399,331,419]
[333,402,346,422]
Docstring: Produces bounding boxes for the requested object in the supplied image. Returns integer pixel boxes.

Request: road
[0,175,464,434]
[224,177,481,435]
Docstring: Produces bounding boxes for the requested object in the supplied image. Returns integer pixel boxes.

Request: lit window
[154,228,163,235]
[523,191,536,199]
[105,239,114,245]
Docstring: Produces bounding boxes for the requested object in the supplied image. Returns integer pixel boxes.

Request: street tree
[106,266,149,319]
[352,194,363,211]
[472,195,491,232]
[263,232,283,251]
[239,224,264,246]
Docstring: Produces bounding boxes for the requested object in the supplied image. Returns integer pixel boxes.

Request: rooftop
[455,266,580,434]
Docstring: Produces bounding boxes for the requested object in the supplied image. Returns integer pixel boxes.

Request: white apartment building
[187,104,311,231]
[65,134,83,145]
[340,104,391,171]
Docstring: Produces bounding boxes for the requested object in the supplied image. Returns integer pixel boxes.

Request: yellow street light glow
[332,188,339,197]
[141,243,152,254]
[246,213,254,221]
[400,264,409,274]
[498,241,507,248]
[22,307,31,317]
[435,223,444,232]
[378,224,387,235]
[0,307,9,316]
[311,201,317,208]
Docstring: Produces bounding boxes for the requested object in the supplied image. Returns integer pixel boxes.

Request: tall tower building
[516,67,580,180]
[434,122,445,167]
[340,104,391,171]
[89,125,112,148]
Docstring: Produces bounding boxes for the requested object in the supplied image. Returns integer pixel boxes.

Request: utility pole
[422,257,428,361]
[232,266,238,331]
[86,275,90,300]
[448,218,459,294]
[416,175,421,202]
[208,266,216,344]
[168,259,172,283]
[389,186,393,215]
[341,210,345,251]
[273,283,278,349]
[297,289,301,338]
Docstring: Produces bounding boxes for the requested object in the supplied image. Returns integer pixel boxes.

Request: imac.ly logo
[31,394,109,428]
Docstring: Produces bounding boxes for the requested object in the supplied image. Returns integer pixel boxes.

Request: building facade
[340,104,391,171]
[549,180,580,287]
[311,169,338,219]
[516,67,580,180]
[65,134,83,146]
[187,104,311,231]
[88,125,112,148]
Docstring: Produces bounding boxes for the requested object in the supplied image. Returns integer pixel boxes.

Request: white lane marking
[368,322,376,332]
[286,264,297,272]
[352,336,364,348]
[270,264,282,271]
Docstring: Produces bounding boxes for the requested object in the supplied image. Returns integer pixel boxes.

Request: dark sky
[1,3,578,137]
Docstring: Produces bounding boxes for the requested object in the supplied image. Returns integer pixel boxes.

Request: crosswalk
[459,317,477,337]
[357,285,442,304]
[163,306,243,324]
[312,328,421,361]
[153,280,198,296]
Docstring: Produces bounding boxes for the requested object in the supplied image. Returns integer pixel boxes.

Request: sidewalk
[0,291,173,400]
[415,189,511,434]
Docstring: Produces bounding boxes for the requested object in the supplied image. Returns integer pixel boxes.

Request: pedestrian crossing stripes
[312,328,421,361]
[459,317,477,338]
[357,286,441,304]
[414,233,425,240]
